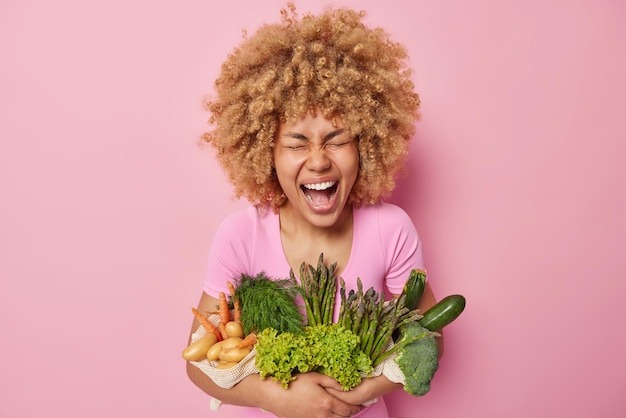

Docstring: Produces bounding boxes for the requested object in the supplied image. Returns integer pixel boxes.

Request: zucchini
[419,294,466,332]
[401,269,427,311]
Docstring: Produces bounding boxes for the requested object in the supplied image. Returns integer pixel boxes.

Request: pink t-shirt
[204,201,424,298]
[202,201,425,417]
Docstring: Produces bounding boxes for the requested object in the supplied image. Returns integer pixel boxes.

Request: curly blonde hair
[202,3,420,211]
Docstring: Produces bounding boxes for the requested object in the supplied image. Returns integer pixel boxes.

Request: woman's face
[273,111,359,229]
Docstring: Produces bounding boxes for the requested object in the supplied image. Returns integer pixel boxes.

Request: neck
[278,202,353,239]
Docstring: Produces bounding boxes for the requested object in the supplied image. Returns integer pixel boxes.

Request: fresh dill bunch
[233,272,304,335]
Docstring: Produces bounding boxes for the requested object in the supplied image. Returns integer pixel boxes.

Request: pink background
[1,1,625,417]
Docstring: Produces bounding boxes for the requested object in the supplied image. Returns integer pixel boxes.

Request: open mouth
[301,181,338,207]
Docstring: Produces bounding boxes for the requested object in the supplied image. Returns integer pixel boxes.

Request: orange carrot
[219,322,229,340]
[191,307,222,341]
[226,281,241,324]
[218,291,230,325]
[233,299,241,324]
[226,281,236,295]
[238,332,257,349]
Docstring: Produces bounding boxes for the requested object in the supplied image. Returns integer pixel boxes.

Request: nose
[305,145,331,172]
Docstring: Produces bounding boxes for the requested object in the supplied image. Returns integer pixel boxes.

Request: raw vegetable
[185,281,261,368]
[221,337,243,350]
[419,294,466,332]
[226,281,242,324]
[394,320,440,396]
[218,291,230,325]
[217,292,231,339]
[216,362,237,369]
[237,332,257,349]
[255,257,439,390]
[191,307,222,341]
[295,253,438,367]
[225,321,244,338]
[206,337,243,361]
[232,272,304,335]
[182,333,218,361]
[389,285,466,396]
[219,346,252,362]
[184,258,466,400]
[294,253,337,326]
[206,341,225,361]
[338,276,432,367]
[400,269,427,311]
[219,323,228,340]
[255,324,372,390]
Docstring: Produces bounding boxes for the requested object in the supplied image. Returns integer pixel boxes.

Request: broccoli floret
[394,321,440,396]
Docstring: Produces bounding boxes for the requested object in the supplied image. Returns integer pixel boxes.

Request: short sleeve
[202,210,254,298]
[378,203,425,295]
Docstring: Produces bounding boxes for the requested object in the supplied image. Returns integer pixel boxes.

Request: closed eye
[280,128,351,150]
[326,141,350,148]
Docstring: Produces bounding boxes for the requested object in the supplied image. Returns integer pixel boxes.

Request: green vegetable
[284,255,462,396]
[338,276,426,367]
[233,272,304,335]
[394,320,440,396]
[295,254,429,368]
[255,324,373,390]
[399,269,427,311]
[294,253,338,326]
[420,294,466,332]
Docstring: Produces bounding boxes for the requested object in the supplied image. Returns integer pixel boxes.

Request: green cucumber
[419,294,466,332]
[401,269,427,310]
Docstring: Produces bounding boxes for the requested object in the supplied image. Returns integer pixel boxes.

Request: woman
[187,5,442,417]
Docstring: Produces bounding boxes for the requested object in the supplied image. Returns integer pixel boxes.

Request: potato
[218,347,251,363]
[221,337,243,350]
[206,340,225,361]
[224,321,244,338]
[182,333,218,361]
[216,361,237,369]
[207,337,243,362]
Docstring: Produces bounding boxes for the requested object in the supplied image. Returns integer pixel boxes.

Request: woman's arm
[186,292,362,418]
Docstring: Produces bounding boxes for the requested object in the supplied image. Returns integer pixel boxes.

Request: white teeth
[303,181,336,191]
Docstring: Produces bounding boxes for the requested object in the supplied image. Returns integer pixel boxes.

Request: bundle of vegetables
[255,254,439,391]
[183,254,466,399]
[392,271,467,396]
[299,255,440,369]
[255,255,466,396]
[182,286,258,368]
[337,273,436,368]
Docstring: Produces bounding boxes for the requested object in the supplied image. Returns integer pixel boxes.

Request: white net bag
[360,341,406,407]
[189,314,260,389]
[364,340,406,385]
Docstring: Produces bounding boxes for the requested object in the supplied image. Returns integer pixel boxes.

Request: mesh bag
[360,342,406,406]
[365,340,406,385]
[188,314,406,394]
[189,314,260,389]
[378,352,406,385]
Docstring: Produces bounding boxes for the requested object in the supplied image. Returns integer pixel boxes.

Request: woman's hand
[325,375,402,408]
[262,372,362,418]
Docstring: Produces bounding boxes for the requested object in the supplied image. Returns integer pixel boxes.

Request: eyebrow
[283,128,346,142]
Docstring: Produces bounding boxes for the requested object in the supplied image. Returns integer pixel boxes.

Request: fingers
[308,374,362,417]
[273,372,362,417]
[313,372,345,391]
[332,403,362,417]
